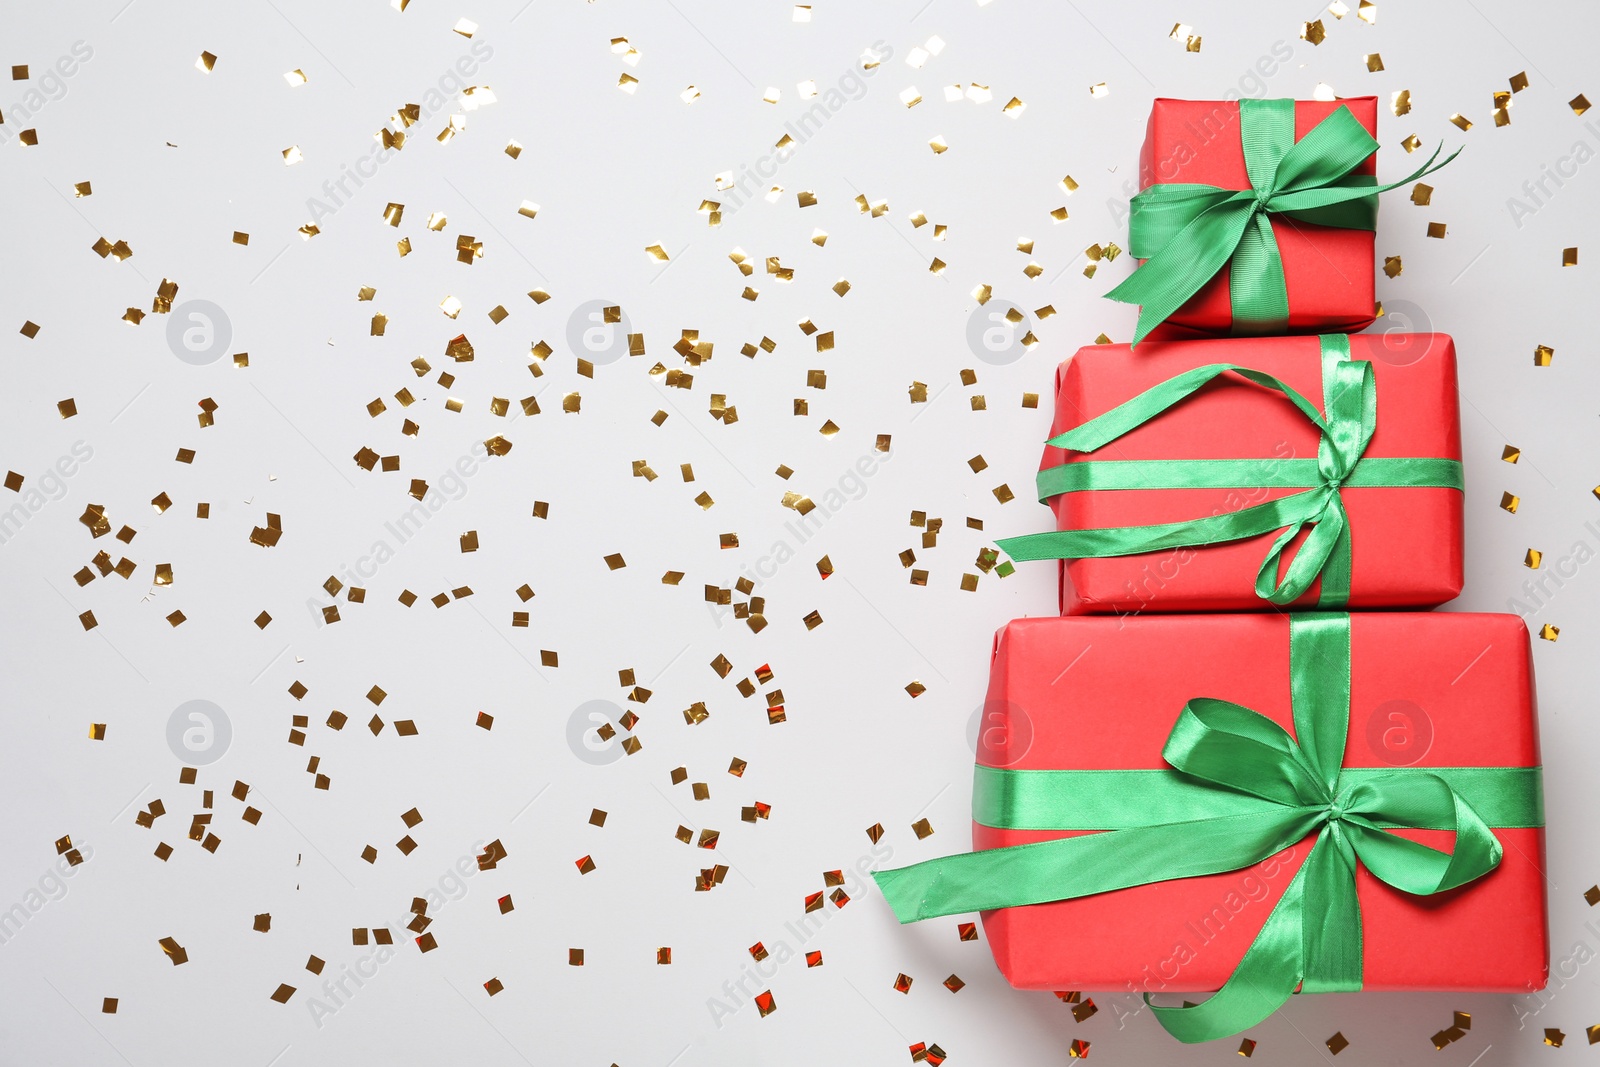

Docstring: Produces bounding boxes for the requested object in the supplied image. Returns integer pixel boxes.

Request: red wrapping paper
[973,611,1547,994]
[1041,332,1463,615]
[1137,97,1380,339]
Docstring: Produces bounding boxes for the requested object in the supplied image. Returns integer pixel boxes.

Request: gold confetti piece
[282,145,303,166]
[1500,492,1520,513]
[1534,344,1554,367]
[1571,94,1591,115]
[1410,183,1432,206]
[18,129,37,146]
[1564,247,1578,266]
[159,937,188,966]
[1326,1032,1348,1055]
[1545,1029,1565,1048]
[1426,222,1447,239]
[928,135,948,154]
[1540,624,1560,642]
[453,18,477,36]
[1364,53,1384,72]
[1237,1039,1256,1057]
[912,818,934,839]
[1088,82,1109,99]
[1448,113,1472,131]
[1525,549,1542,568]
[993,484,1014,503]
[645,243,669,261]
[1301,19,1326,44]
[196,51,217,73]
[1383,256,1403,278]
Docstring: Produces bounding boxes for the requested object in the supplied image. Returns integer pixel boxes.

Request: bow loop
[1252,492,1349,605]
[1163,698,1330,809]
[1333,773,1503,895]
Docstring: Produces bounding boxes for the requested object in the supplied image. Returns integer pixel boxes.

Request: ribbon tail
[1000,488,1327,564]
[873,809,1323,923]
[1298,825,1363,993]
[1271,142,1464,217]
[1105,202,1255,347]
[1149,859,1311,1043]
[1229,210,1289,335]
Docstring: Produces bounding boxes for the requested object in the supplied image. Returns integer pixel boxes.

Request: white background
[1,0,1596,1064]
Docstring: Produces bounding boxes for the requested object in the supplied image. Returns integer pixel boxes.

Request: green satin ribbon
[872,613,1543,1044]
[1106,98,1461,346]
[995,334,1464,607]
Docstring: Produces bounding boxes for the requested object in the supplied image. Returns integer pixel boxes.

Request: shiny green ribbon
[1106,98,1460,346]
[995,334,1464,607]
[872,613,1543,1044]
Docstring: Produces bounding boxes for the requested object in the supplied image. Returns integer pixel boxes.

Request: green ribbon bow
[872,613,1543,1043]
[1106,98,1460,346]
[995,334,1464,606]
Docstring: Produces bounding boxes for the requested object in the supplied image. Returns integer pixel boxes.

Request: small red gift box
[1013,331,1463,615]
[1137,97,1380,340]
[971,611,1547,995]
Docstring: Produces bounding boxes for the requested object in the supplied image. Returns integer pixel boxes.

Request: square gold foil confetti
[1326,1032,1348,1055]
[912,818,934,839]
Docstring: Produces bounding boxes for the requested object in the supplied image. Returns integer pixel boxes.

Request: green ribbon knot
[872,614,1542,1043]
[995,334,1464,606]
[1105,98,1460,346]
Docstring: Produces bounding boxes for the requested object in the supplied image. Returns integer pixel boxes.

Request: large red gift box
[1138,97,1380,339]
[973,611,1547,993]
[1038,332,1463,614]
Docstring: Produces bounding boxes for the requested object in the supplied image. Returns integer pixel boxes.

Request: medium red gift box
[972,610,1547,994]
[1007,332,1463,615]
[1136,97,1380,339]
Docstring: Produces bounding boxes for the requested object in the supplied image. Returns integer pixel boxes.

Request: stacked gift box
[875,97,1547,1044]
